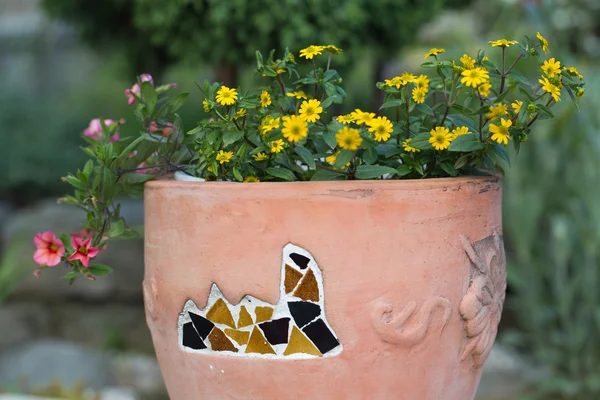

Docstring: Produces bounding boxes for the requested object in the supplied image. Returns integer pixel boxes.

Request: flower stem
[405,85,410,140]
[499,47,506,94]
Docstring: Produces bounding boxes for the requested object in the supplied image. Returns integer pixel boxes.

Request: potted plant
[32,35,584,399]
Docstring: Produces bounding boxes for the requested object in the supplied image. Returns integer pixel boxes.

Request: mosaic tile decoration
[178,244,343,359]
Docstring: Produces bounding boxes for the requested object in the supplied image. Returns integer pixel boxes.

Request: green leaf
[266,167,296,181]
[108,219,125,238]
[363,147,378,165]
[414,103,435,116]
[102,167,116,202]
[322,131,337,149]
[141,82,157,114]
[83,160,94,176]
[536,104,554,119]
[408,132,433,150]
[294,147,316,170]
[438,160,458,176]
[508,70,533,87]
[451,104,471,114]
[519,86,535,102]
[396,164,412,176]
[471,105,490,115]
[233,166,243,182]
[323,70,338,82]
[448,134,483,152]
[311,168,345,181]
[355,165,398,179]
[168,92,189,114]
[494,144,510,165]
[447,115,478,134]
[321,94,343,108]
[65,175,85,190]
[333,150,355,169]
[420,61,437,68]
[379,99,403,110]
[565,87,581,112]
[62,271,79,279]
[88,264,114,276]
[117,134,146,162]
[454,154,472,169]
[222,131,245,146]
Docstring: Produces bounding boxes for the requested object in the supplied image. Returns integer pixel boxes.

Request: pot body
[143,177,506,400]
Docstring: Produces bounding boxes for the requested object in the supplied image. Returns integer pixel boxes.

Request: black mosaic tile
[259,318,291,345]
[290,253,310,270]
[189,311,214,340]
[182,322,207,350]
[288,301,321,328]
[302,318,340,354]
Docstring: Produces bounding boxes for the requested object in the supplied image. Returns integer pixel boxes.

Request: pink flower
[68,237,100,268]
[149,121,173,137]
[125,74,154,105]
[83,119,120,143]
[33,232,65,267]
[72,229,108,250]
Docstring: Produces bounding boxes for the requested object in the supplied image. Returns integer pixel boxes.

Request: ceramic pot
[143,176,506,400]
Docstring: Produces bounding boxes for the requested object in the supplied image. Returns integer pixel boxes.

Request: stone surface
[0,340,115,391]
[475,344,540,400]
[111,353,167,399]
[0,303,51,349]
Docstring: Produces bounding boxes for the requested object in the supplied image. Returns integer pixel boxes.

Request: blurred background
[0,0,599,399]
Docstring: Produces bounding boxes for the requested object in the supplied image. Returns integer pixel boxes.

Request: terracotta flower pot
[143,176,506,400]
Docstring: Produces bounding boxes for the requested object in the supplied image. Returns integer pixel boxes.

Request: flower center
[49,244,59,252]
[436,134,445,142]
[78,246,88,255]
[305,107,314,114]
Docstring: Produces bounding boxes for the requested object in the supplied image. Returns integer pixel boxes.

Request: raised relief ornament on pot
[459,232,507,368]
[178,244,342,359]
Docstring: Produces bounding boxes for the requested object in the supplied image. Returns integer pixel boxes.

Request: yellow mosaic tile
[254,306,274,323]
[237,305,254,328]
[284,264,303,294]
[206,298,236,328]
[284,326,322,357]
[224,328,250,346]
[208,327,238,352]
[292,269,319,302]
[245,326,276,355]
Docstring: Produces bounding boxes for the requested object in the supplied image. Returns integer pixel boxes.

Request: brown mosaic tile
[224,328,250,346]
[284,326,322,357]
[237,305,254,328]
[206,298,236,328]
[208,327,238,352]
[284,264,303,294]
[292,269,319,302]
[246,326,276,355]
[255,306,274,323]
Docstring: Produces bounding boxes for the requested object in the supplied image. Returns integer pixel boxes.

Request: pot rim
[145,174,501,191]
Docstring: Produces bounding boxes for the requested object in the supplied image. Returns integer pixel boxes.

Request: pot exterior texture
[143,177,506,400]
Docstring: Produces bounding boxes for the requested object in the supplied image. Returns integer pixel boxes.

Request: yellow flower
[270,139,285,153]
[299,99,323,123]
[323,45,343,55]
[207,166,213,172]
[415,75,430,92]
[203,99,211,113]
[461,68,490,88]
[460,54,476,69]
[424,48,445,60]
[576,88,585,98]
[452,126,471,137]
[281,115,308,143]
[486,103,508,120]
[336,114,355,124]
[260,90,271,107]
[276,68,287,75]
[489,39,519,48]
[253,152,269,161]
[384,76,403,89]
[299,45,324,59]
[336,127,363,150]
[233,108,247,120]
[259,116,281,135]
[215,86,238,106]
[325,152,350,168]
[536,32,549,53]
[539,76,561,102]
[402,138,420,153]
[243,176,260,183]
[541,58,561,78]
[399,72,417,84]
[511,100,523,114]
[351,109,376,125]
[429,126,453,150]
[216,150,234,164]
[286,91,308,99]
[367,116,393,142]
[564,67,583,80]
[478,82,492,97]
[412,88,426,104]
[489,118,512,145]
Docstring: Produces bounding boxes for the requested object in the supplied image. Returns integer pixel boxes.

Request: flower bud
[576,87,585,98]
[526,103,537,113]
[451,62,463,73]
[528,48,538,57]
[520,133,529,142]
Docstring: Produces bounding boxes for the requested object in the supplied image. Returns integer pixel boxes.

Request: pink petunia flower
[83,118,120,143]
[125,74,154,105]
[33,231,65,267]
[68,237,100,268]
[72,228,108,250]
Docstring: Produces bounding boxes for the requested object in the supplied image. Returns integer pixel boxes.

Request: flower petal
[33,249,49,265]
[46,253,62,267]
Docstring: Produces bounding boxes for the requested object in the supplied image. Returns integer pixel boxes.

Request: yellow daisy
[253,152,269,161]
[323,45,343,55]
[233,108,247,120]
[415,75,430,92]
[489,118,512,145]
[511,100,523,114]
[216,150,234,164]
[539,76,561,102]
[402,138,420,153]
[399,72,417,85]
[336,127,363,150]
[203,99,211,113]
[486,103,508,120]
[461,68,490,88]
[429,127,453,150]
[367,116,394,142]
[412,88,426,104]
[299,99,323,123]
[541,58,561,78]
[564,66,583,80]
[384,76,403,89]
[489,39,519,48]
[286,91,309,99]
[215,86,238,106]
[536,32,549,53]
[281,115,308,143]
[325,152,351,168]
[460,54,476,69]
[270,139,285,153]
[336,114,356,124]
[478,82,492,97]
[424,48,445,60]
[452,126,471,137]
[243,176,260,183]
[299,45,324,59]
[351,109,376,125]
[259,116,281,135]
[260,90,271,107]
